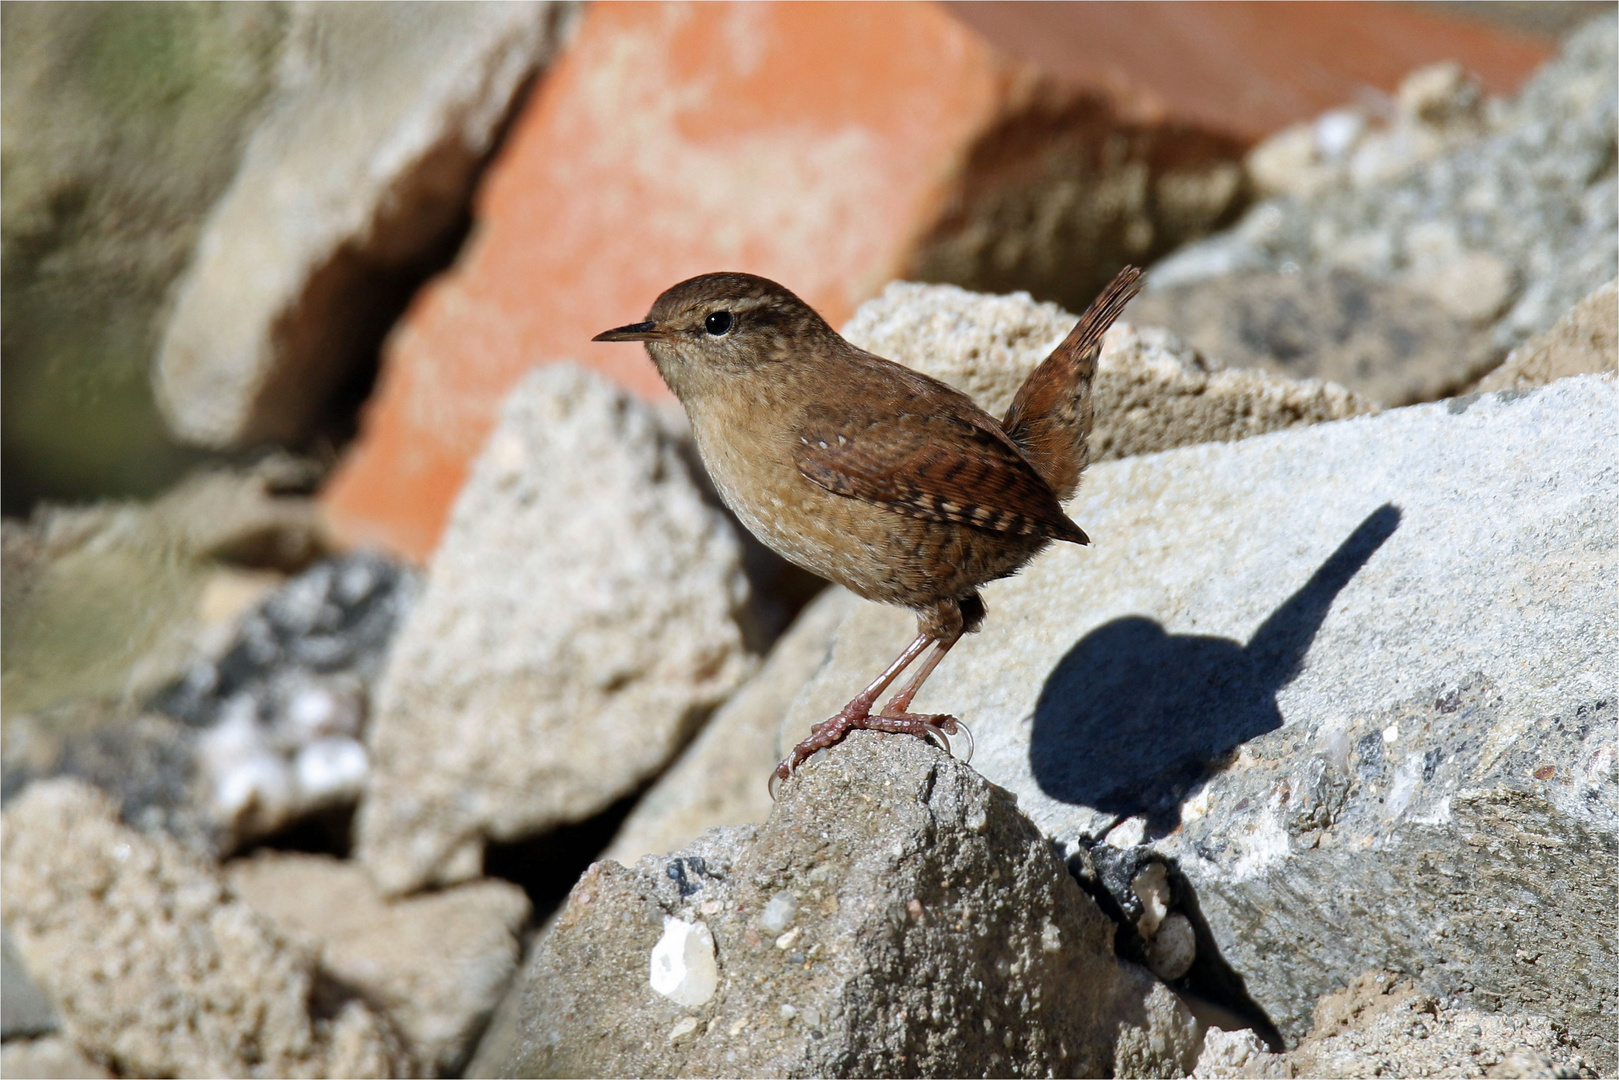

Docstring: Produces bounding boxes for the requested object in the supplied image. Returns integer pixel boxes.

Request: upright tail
[1001,266,1145,502]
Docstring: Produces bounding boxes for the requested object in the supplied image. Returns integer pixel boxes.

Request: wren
[594,266,1145,789]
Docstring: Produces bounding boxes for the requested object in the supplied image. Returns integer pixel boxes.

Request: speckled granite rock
[1136,16,1617,403]
[779,374,1617,1067]
[1,779,409,1077]
[487,733,1199,1078]
[356,365,756,895]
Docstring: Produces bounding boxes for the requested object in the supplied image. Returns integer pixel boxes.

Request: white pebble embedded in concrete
[649,917,718,1007]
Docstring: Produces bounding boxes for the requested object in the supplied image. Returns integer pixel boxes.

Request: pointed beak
[592,320,660,343]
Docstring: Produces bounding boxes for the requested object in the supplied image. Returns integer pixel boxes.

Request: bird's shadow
[1030,504,1401,838]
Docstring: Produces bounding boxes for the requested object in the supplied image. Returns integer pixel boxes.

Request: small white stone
[779,1003,796,1021]
[1147,912,1197,981]
[294,737,369,803]
[649,917,718,1007]
[774,927,801,951]
[1383,723,1400,744]
[1040,921,1062,953]
[759,890,797,934]
[667,1017,699,1042]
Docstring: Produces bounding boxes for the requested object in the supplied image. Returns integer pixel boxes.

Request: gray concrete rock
[1475,279,1617,394]
[156,1,578,447]
[226,851,529,1076]
[778,375,1617,1067]
[1280,972,1597,1079]
[1,923,57,1039]
[844,281,1372,457]
[603,586,852,866]
[1126,268,1500,406]
[1139,15,1617,402]
[489,733,1198,1078]
[356,365,756,894]
[0,778,410,1077]
[0,1037,114,1079]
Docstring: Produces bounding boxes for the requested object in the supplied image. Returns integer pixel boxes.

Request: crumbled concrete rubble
[604,585,852,865]
[844,281,1373,457]
[1474,278,1617,393]
[156,550,418,851]
[1135,16,1617,402]
[485,733,1198,1078]
[1,460,339,853]
[1246,61,1491,201]
[0,1035,115,1079]
[1,779,411,1077]
[1194,972,1598,1078]
[226,851,529,1076]
[2,459,325,721]
[779,374,1618,1069]
[156,1,580,447]
[356,365,757,895]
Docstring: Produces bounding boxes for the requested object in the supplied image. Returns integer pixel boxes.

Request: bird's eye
[705,311,733,336]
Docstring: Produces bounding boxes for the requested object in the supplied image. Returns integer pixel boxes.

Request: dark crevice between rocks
[238,800,359,861]
[1069,842,1285,1052]
[483,790,642,927]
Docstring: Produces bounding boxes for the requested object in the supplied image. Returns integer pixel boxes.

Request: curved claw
[923,727,952,753]
[946,717,974,764]
[767,766,789,802]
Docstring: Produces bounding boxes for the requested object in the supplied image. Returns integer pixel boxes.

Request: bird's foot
[769,706,973,800]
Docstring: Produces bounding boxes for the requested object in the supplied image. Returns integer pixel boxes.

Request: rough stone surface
[0,3,287,509]
[226,851,530,1076]
[1127,268,1501,406]
[779,375,1617,1066]
[0,1036,115,1079]
[0,779,409,1078]
[1138,16,1617,401]
[1193,1027,1288,1078]
[157,551,418,852]
[1475,278,1617,393]
[1281,972,1597,1079]
[843,280,1373,456]
[490,733,1198,1078]
[603,586,852,866]
[356,365,756,894]
[156,1,577,448]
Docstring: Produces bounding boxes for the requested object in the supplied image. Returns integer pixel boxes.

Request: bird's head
[593,272,834,400]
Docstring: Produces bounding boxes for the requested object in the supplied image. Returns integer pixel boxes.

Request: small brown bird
[594,266,1144,789]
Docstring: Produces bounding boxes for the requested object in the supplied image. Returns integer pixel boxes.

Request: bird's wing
[794,400,1088,543]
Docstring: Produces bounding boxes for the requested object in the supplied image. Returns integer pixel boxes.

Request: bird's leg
[772,600,979,796]
[772,630,934,788]
[876,624,972,762]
